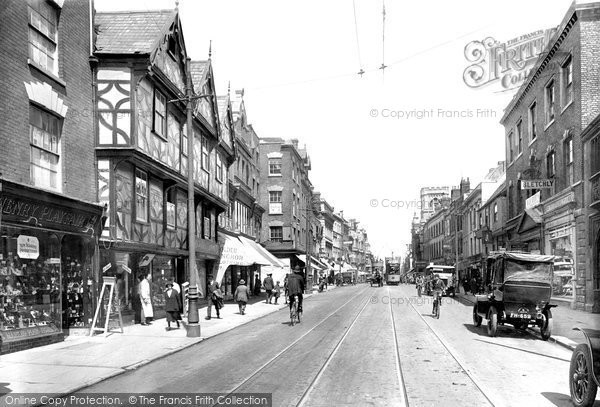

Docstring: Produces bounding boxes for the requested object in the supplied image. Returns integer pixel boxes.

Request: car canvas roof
[487,251,556,263]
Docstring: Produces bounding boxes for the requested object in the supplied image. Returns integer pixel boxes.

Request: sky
[95,0,572,260]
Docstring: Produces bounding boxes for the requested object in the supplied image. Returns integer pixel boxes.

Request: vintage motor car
[569,328,600,407]
[472,251,556,340]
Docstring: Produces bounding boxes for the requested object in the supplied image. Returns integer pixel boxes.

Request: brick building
[582,109,600,312]
[500,0,600,310]
[258,138,318,286]
[0,0,104,353]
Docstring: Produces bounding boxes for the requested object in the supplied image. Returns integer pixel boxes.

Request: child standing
[274,281,281,305]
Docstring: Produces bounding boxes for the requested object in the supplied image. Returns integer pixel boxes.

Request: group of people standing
[133,265,308,329]
[135,273,183,331]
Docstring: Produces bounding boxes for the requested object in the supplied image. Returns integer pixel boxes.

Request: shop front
[543,191,578,306]
[0,180,103,354]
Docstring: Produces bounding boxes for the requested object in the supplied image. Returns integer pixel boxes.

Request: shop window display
[0,228,62,333]
[145,255,174,310]
[61,235,94,329]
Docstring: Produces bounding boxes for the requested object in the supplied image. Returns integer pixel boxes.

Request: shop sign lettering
[521,179,554,189]
[0,195,98,234]
[17,235,39,259]
[0,325,58,341]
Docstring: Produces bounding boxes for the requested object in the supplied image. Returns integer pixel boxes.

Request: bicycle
[290,295,300,326]
[432,291,442,319]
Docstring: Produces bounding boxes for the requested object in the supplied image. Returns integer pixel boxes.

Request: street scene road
[3,1,600,406]
[79,285,583,407]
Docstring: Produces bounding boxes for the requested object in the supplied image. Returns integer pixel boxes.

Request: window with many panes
[166,189,176,229]
[268,158,282,175]
[270,226,283,242]
[269,191,282,214]
[545,80,555,124]
[562,55,573,107]
[508,132,514,162]
[216,153,223,182]
[28,0,58,75]
[30,105,61,191]
[547,151,556,178]
[153,90,167,138]
[592,136,600,176]
[493,203,498,222]
[528,101,537,143]
[516,119,523,155]
[565,137,573,186]
[135,169,148,222]
[201,137,209,170]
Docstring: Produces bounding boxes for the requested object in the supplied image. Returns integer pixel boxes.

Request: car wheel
[570,343,598,407]
[473,304,482,327]
[540,309,553,341]
[487,306,498,337]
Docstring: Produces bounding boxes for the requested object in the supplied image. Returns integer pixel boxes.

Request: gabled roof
[216,95,229,121]
[190,60,209,90]
[95,10,176,54]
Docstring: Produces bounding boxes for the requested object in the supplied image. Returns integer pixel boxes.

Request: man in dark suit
[206,275,220,320]
[263,273,274,304]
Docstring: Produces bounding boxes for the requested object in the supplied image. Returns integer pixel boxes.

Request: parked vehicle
[569,328,600,407]
[425,264,456,296]
[472,252,556,340]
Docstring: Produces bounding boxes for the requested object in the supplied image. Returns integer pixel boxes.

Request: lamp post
[168,58,215,338]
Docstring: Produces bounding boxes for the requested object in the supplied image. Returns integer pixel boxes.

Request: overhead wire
[352,0,364,77]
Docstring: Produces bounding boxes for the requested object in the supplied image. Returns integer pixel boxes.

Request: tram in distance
[385,258,401,285]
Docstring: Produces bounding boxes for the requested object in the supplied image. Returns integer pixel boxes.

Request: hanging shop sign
[17,235,39,259]
[521,179,554,190]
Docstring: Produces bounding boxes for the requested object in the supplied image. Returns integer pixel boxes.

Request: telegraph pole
[185,57,200,338]
[170,58,215,338]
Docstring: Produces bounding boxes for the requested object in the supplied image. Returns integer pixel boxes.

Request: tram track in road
[405,293,497,407]
[212,286,372,407]
[387,287,410,407]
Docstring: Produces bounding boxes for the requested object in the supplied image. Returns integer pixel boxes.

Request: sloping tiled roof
[216,95,229,120]
[189,60,209,91]
[95,10,175,54]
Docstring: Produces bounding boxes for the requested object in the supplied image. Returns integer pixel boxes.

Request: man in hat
[206,275,220,320]
[287,265,305,314]
[263,273,274,304]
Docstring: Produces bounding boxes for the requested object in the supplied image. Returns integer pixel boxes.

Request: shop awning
[215,233,255,284]
[296,254,326,271]
[238,236,285,268]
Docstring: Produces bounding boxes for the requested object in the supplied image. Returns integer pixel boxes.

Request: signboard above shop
[17,235,39,259]
[521,179,554,189]
[525,191,541,209]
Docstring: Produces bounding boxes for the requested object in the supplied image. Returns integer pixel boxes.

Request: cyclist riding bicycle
[431,274,446,314]
[287,265,305,314]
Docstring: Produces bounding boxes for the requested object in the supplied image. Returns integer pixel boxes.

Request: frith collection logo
[463,28,557,90]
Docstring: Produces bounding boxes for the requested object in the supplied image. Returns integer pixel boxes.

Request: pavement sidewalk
[454,291,600,350]
[0,288,335,397]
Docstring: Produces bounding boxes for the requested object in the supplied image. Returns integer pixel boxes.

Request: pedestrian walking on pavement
[470,277,478,295]
[284,275,289,304]
[139,273,153,325]
[263,273,274,304]
[213,284,224,318]
[253,275,261,297]
[164,281,181,330]
[234,279,250,315]
[206,275,220,320]
[274,281,281,304]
